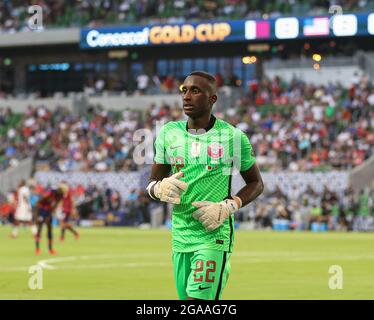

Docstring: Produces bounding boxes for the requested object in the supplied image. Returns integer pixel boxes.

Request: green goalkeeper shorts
[172,249,231,300]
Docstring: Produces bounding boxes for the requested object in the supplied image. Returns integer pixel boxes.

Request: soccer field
[1,227,374,300]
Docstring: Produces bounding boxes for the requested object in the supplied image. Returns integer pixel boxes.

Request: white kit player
[10,179,37,238]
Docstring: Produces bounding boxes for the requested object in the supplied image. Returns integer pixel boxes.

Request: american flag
[303,17,330,36]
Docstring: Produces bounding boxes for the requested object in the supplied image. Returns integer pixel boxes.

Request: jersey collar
[185,115,216,134]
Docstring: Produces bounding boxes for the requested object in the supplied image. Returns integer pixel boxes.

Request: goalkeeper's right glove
[147,171,188,204]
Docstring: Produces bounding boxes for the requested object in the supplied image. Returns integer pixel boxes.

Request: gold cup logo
[150,23,231,45]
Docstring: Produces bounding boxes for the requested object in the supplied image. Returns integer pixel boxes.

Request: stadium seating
[1,74,373,173]
[0,0,371,33]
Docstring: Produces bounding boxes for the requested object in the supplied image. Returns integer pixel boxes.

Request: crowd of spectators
[225,74,374,171]
[1,105,146,172]
[82,73,186,97]
[1,74,373,172]
[0,0,371,33]
[241,185,374,231]
[0,180,153,227]
[71,184,154,226]
[1,179,372,231]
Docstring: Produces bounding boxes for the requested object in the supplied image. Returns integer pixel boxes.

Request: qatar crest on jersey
[207,142,224,159]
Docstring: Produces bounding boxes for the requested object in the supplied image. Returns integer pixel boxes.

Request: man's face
[181,75,216,119]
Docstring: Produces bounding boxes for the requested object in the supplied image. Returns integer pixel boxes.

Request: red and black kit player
[59,182,80,241]
[35,188,64,255]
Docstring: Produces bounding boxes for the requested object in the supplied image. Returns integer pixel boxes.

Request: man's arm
[149,163,172,182]
[148,123,188,204]
[235,163,264,207]
[147,163,172,200]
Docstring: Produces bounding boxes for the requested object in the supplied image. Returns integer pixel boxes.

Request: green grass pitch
[1,227,374,300]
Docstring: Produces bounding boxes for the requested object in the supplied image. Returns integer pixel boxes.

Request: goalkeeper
[147,71,264,300]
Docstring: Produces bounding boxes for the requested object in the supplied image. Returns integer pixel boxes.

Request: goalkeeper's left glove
[192,196,242,231]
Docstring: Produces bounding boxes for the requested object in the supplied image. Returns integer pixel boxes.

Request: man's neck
[187,114,216,133]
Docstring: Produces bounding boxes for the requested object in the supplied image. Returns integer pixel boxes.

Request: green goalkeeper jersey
[154,117,256,253]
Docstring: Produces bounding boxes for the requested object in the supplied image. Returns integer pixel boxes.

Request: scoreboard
[80,13,374,49]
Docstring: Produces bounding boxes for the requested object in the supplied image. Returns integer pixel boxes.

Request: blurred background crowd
[1,75,373,173]
[1,179,372,231]
[1,0,372,33]
[1,0,373,233]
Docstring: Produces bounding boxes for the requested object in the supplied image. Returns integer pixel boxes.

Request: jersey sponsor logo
[198,285,211,290]
[207,143,224,159]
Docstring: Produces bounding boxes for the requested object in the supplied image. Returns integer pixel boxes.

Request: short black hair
[189,71,216,83]
[188,71,217,93]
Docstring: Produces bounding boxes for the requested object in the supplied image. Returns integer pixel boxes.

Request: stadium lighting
[312,53,322,62]
[3,58,12,66]
[242,56,257,64]
[242,56,250,64]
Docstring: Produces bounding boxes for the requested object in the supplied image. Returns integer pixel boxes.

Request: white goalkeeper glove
[147,171,188,204]
[192,196,242,231]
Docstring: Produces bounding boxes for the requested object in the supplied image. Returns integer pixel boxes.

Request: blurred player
[10,180,37,238]
[35,188,64,255]
[28,178,41,218]
[147,71,264,300]
[58,181,79,241]
[1,192,16,226]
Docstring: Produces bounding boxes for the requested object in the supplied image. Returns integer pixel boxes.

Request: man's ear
[209,95,217,104]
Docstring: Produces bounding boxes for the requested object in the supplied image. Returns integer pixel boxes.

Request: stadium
[0,0,373,301]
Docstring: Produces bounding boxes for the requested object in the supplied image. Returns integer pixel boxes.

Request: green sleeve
[234,129,256,172]
[154,124,171,164]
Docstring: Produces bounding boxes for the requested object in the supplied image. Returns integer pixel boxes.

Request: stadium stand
[1,75,372,173]
[1,72,372,231]
[1,169,372,231]
[0,0,373,233]
[1,0,372,33]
